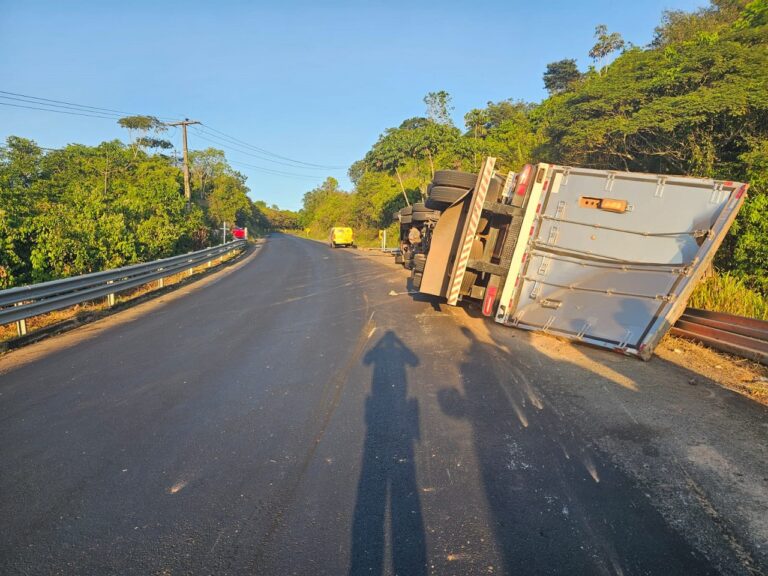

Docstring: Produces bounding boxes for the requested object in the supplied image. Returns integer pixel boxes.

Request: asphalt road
[1,234,766,575]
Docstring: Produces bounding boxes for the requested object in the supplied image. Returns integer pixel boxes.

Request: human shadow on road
[437,324,717,575]
[349,331,427,576]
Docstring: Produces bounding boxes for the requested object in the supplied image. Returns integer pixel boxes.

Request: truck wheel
[413,254,427,272]
[413,210,438,222]
[424,197,448,210]
[429,185,468,204]
[433,170,478,189]
[412,271,423,290]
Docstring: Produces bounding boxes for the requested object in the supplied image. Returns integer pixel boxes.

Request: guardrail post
[106,281,115,307]
[14,303,27,337]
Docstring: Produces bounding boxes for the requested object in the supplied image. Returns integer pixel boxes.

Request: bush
[688,272,768,320]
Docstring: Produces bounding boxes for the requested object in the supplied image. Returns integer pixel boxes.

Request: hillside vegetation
[0,133,298,289]
[299,0,768,302]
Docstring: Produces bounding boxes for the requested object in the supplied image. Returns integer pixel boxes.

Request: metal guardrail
[672,307,768,365]
[0,240,247,333]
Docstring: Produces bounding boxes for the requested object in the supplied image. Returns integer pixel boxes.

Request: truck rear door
[496,166,747,358]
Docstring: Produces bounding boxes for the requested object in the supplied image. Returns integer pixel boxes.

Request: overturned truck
[408,158,748,360]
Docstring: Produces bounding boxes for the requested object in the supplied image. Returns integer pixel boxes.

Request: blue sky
[1,0,706,211]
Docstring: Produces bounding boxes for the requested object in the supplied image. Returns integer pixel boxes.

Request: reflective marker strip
[447,157,496,306]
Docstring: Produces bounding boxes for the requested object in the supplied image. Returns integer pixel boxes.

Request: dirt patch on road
[656,334,768,406]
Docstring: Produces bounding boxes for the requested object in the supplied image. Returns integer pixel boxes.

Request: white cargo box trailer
[416,159,748,360]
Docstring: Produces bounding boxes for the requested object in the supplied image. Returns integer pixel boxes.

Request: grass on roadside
[688,272,768,320]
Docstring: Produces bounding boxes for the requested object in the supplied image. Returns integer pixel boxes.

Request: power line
[191,128,323,170]
[227,159,330,180]
[0,90,178,122]
[0,89,347,177]
[199,123,346,170]
[0,100,122,120]
[191,127,345,172]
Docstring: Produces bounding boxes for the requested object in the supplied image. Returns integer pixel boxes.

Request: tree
[189,148,230,202]
[117,115,170,157]
[589,24,625,72]
[543,59,582,94]
[365,128,412,197]
[348,159,367,187]
[423,91,454,125]
[299,177,355,231]
[206,173,252,228]
[464,109,489,139]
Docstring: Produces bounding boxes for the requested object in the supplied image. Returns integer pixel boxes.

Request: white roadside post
[15,302,27,337]
[107,280,115,307]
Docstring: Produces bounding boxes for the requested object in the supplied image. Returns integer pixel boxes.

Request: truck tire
[431,173,504,201]
[401,214,412,224]
[413,254,426,272]
[433,170,477,189]
[429,185,468,204]
[424,197,448,210]
[412,271,423,290]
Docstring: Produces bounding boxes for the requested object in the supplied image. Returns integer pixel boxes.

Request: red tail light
[483,286,498,316]
[515,164,533,196]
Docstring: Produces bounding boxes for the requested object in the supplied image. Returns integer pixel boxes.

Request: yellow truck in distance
[329,227,354,248]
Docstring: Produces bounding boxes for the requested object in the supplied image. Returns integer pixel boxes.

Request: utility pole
[167,119,200,205]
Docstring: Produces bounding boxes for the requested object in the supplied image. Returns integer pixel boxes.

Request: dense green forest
[0,128,298,289]
[298,0,768,295]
